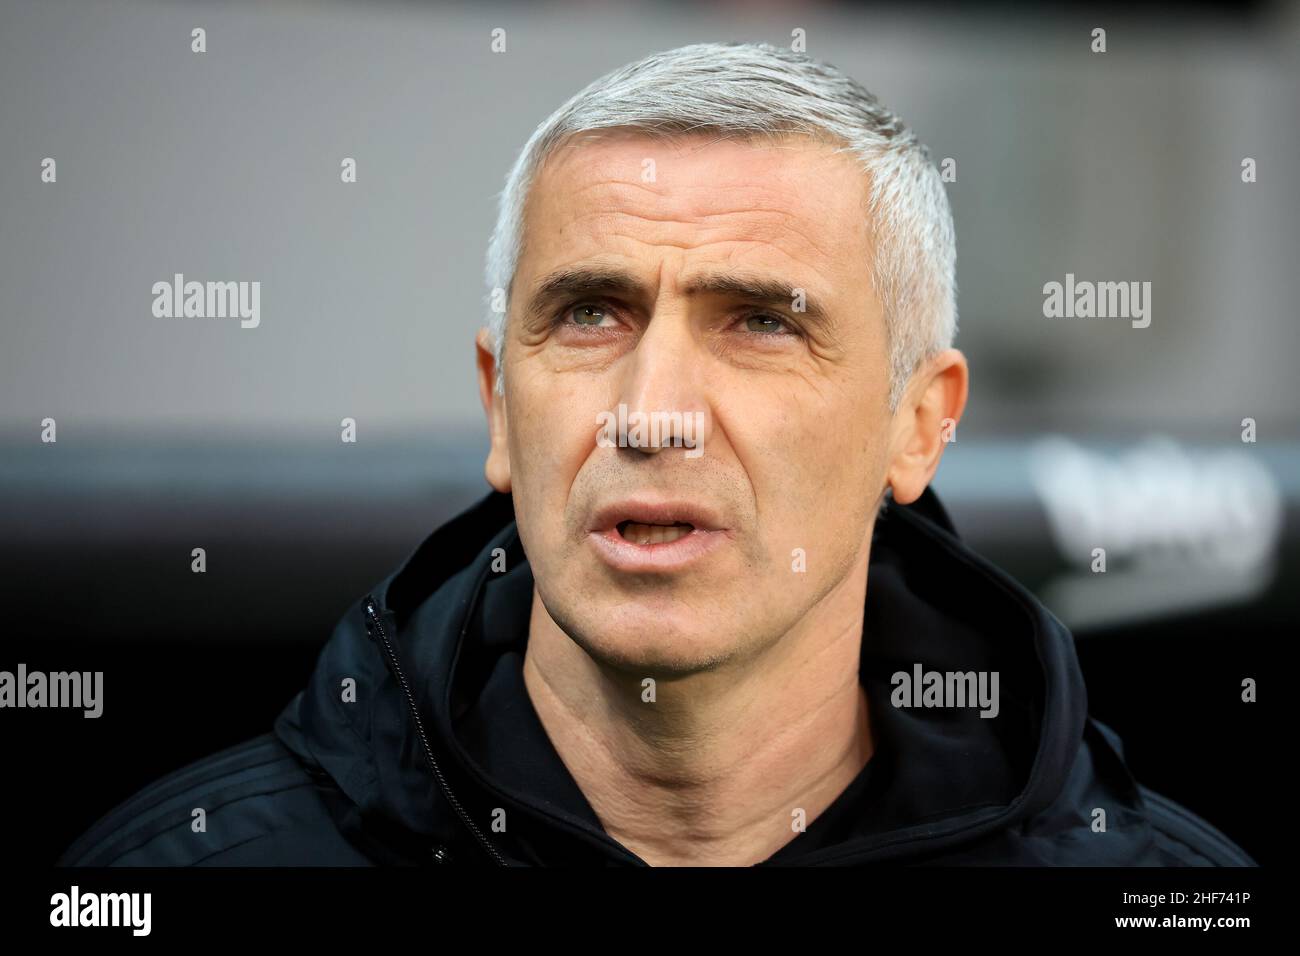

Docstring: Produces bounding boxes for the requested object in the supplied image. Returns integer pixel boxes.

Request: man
[61,41,1253,867]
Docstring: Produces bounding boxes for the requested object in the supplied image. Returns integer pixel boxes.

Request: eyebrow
[682,271,831,324]
[524,265,830,325]
[525,267,648,322]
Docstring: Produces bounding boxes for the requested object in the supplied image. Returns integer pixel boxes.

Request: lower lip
[587,526,731,572]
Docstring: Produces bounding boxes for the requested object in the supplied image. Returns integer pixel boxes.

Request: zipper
[362,594,508,867]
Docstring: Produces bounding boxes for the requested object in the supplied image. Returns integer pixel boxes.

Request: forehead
[517,129,874,290]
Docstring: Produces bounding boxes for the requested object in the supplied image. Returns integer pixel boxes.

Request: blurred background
[1,0,1294,866]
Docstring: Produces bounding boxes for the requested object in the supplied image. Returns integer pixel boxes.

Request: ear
[884,348,969,506]
[476,327,512,493]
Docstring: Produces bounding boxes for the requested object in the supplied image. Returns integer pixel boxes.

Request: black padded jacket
[58,488,1257,867]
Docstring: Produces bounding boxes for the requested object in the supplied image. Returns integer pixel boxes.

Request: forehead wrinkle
[558,175,828,224]
[551,180,854,261]
[586,225,841,303]
[569,206,843,268]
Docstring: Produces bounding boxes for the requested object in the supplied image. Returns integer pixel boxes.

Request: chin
[565,605,742,676]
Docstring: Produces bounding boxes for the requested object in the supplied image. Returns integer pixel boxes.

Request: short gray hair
[483,41,957,409]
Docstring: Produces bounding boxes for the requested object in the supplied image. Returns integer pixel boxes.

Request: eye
[741,313,792,334]
[562,303,617,328]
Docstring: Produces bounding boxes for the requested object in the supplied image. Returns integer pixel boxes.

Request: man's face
[485,130,897,674]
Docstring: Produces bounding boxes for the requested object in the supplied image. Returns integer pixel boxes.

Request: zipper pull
[362,595,382,641]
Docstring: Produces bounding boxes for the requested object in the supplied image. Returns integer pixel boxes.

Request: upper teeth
[620,522,691,545]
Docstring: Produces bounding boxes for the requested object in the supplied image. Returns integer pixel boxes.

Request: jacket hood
[273,487,1098,867]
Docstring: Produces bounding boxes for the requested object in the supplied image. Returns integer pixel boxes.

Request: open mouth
[586,499,729,571]
[615,519,695,545]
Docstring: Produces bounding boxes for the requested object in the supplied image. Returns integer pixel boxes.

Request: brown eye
[744,314,787,333]
[568,304,610,327]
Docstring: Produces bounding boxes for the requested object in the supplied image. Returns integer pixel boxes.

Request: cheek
[505,378,602,535]
[725,380,883,564]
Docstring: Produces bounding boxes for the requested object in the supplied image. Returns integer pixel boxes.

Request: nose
[611,305,711,458]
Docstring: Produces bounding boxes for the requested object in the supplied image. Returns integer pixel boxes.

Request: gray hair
[483,41,957,409]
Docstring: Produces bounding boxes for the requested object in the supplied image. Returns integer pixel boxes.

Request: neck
[521,552,874,866]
